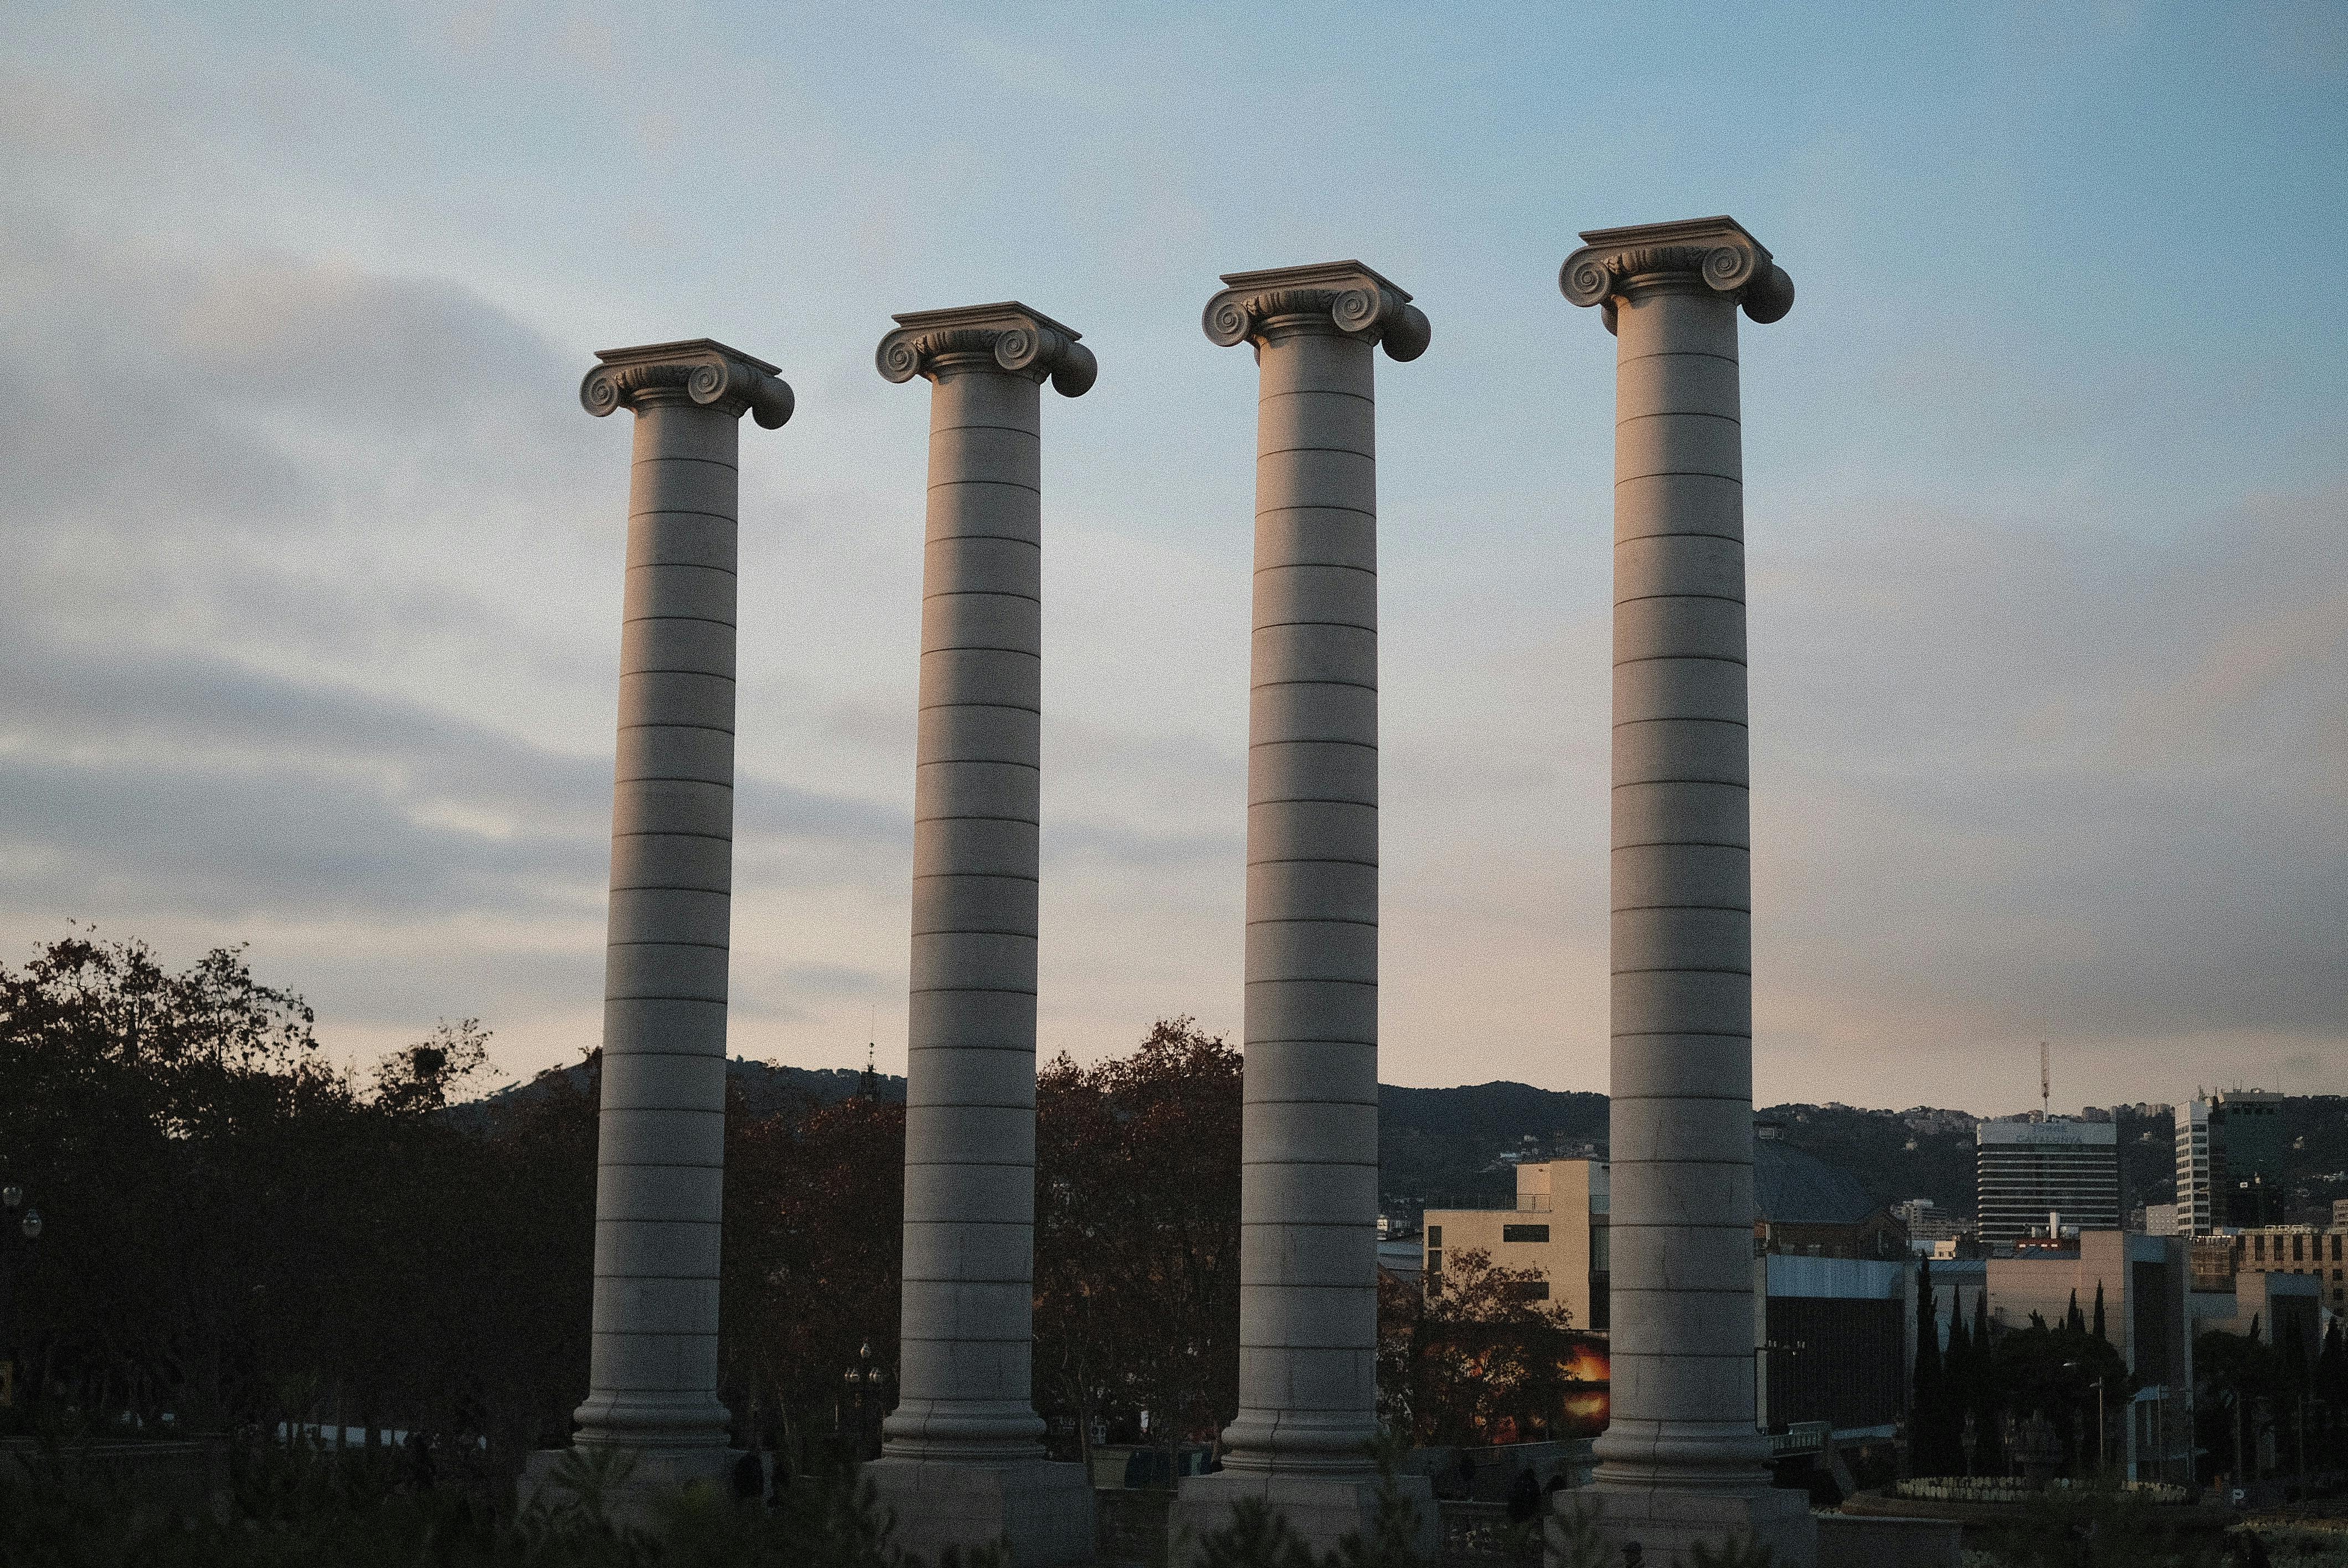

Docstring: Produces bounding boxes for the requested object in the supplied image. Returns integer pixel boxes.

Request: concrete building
[1558,215,1810,1565]
[1976,1117,2119,1250]
[2190,1267,2323,1362]
[2177,1090,2288,1234]
[1984,1232,2193,1481]
[1423,1159,1611,1331]
[1754,1136,1908,1261]
[2228,1224,2346,1312]
[1759,1256,1909,1441]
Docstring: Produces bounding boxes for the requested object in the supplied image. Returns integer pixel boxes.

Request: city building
[1984,1232,2193,1481]
[1753,1125,1909,1260]
[2176,1089,2288,1235]
[1423,1159,1610,1331]
[1894,1198,1964,1249]
[1758,1255,1909,1441]
[2227,1224,2345,1312]
[1976,1116,2120,1251]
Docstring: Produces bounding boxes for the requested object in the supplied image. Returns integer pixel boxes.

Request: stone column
[864,304,1096,1567]
[1173,264,1436,1557]
[1555,219,1812,1565]
[563,339,792,1492]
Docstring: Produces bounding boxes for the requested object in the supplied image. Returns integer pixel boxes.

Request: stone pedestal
[1557,220,1806,1568]
[1553,1485,1817,1567]
[864,1457,1097,1566]
[1174,1471,1438,1561]
[548,340,790,1501]
[866,304,1096,1567]
[1173,264,1428,1559]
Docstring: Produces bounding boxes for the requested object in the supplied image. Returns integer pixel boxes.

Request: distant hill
[447,1056,905,1132]
[451,1061,2348,1229]
[1378,1081,1609,1211]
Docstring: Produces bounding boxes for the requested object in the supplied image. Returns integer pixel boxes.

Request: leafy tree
[1033,1018,1242,1473]
[1378,1245,1585,1446]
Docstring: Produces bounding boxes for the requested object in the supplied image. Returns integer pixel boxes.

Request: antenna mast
[2041,1041,2050,1120]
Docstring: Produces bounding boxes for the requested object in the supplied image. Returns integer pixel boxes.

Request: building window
[1503,1224,1551,1244]
[2255,1236,2265,1258]
[2295,1235,2306,1262]
[1428,1250,1443,1276]
[1518,1280,1551,1301]
[1427,1225,1442,1249]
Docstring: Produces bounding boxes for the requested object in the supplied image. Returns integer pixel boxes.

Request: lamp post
[1,1182,42,1411]
[2063,1359,2108,1476]
[842,1340,889,1463]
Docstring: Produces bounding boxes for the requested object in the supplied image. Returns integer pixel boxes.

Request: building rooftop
[1755,1141,1877,1226]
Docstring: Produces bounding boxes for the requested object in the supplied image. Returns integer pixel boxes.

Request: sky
[1,2,2342,1115]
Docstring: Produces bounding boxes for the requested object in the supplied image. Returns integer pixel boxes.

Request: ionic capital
[876,302,1097,398]
[1559,216,1795,332]
[580,339,795,428]
[1203,261,1430,362]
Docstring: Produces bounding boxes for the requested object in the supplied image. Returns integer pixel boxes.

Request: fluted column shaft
[1600,277,1761,1479]
[573,341,791,1452]
[1228,320,1383,1470]
[1196,265,1427,1486]
[889,357,1048,1458]
[871,307,1095,1479]
[1559,222,1794,1506]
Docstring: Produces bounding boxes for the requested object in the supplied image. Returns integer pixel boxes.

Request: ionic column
[1173,264,1436,1556]
[565,341,792,1483]
[864,304,1096,1567]
[1557,220,1813,1565]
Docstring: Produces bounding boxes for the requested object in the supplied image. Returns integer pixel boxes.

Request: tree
[2066,1289,2085,1335]
[1988,1319,2136,1477]
[1909,1258,1953,1475]
[723,1084,906,1460]
[1378,1246,1587,1446]
[1944,1287,1974,1473]
[1971,1292,2008,1477]
[1033,1018,1243,1473]
[2090,1281,2107,1343]
[372,1018,495,1115]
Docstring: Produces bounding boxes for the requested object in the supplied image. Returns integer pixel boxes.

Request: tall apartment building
[2176,1089,2289,1235]
[1976,1116,2120,1251]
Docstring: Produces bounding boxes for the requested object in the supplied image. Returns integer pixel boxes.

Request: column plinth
[528,340,789,1507]
[1553,219,1814,1567]
[1172,263,1437,1560]
[862,303,1095,1568]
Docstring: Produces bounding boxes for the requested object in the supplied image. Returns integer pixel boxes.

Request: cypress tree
[1912,1258,1945,1474]
[2066,1288,2085,1334]
[1945,1287,1974,1472]
[1972,1289,2005,1476]
[2092,1281,2107,1342]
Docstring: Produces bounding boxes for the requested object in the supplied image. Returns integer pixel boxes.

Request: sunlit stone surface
[862,303,1096,1567]
[1172,263,1438,1560]
[1554,218,1816,1568]
[569,339,792,1491]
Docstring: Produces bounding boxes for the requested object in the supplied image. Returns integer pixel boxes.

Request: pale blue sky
[2,2,2342,1111]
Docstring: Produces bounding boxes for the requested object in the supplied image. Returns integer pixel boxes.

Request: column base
[519,1443,745,1533]
[1172,1468,1439,1564]
[1550,1479,1816,1568]
[861,1455,1094,1567]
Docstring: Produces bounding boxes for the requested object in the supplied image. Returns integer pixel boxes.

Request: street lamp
[2063,1359,2109,1476]
[842,1340,889,1462]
